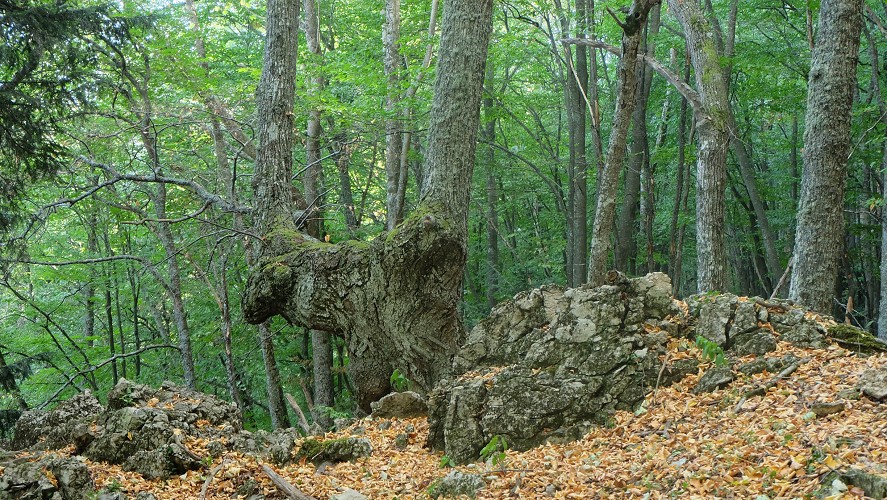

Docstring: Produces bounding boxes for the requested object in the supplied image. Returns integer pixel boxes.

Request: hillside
[3,335,885,499]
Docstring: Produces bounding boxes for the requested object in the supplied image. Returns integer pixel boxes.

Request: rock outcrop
[426,272,680,464]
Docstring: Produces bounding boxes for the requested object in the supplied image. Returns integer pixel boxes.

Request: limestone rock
[0,456,95,499]
[429,273,682,464]
[294,437,373,464]
[370,391,428,418]
[331,488,368,500]
[692,365,735,394]
[738,354,799,376]
[427,470,485,499]
[860,367,887,401]
[11,390,104,450]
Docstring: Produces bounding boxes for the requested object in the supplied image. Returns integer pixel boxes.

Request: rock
[331,488,368,500]
[657,358,699,387]
[370,391,428,418]
[692,365,735,394]
[860,367,887,400]
[427,470,485,499]
[820,468,887,499]
[11,390,104,450]
[394,433,409,450]
[98,492,128,500]
[730,330,777,356]
[688,294,737,347]
[82,379,239,471]
[429,273,680,464]
[0,455,95,500]
[810,401,845,418]
[827,324,887,354]
[294,437,373,464]
[738,355,799,376]
[781,322,827,349]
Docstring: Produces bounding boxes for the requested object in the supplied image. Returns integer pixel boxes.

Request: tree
[789,0,863,314]
[586,0,657,286]
[0,1,132,233]
[244,0,494,410]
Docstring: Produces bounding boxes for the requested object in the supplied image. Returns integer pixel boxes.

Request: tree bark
[384,0,403,230]
[789,0,863,314]
[666,0,731,292]
[244,0,493,411]
[586,0,657,286]
[483,61,499,310]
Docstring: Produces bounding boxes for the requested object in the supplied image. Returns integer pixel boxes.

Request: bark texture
[667,0,731,292]
[586,0,657,286]
[244,0,493,411]
[789,0,863,314]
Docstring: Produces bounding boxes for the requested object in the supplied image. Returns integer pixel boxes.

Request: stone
[370,391,428,418]
[0,455,96,500]
[658,358,699,387]
[294,437,373,464]
[429,273,679,464]
[688,294,737,347]
[730,330,777,356]
[427,470,485,499]
[331,488,368,500]
[738,355,799,376]
[781,322,827,349]
[859,367,887,401]
[820,468,887,499]
[828,324,887,354]
[692,365,735,394]
[810,401,845,418]
[11,390,104,450]
[394,433,409,450]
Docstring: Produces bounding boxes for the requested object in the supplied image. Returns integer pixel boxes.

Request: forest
[1,0,886,434]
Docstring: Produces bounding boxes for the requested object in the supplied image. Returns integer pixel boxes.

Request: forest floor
[13,338,887,499]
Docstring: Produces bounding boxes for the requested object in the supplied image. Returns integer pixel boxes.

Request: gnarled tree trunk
[244,0,493,411]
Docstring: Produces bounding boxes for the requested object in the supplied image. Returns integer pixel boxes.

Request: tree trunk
[789,0,863,314]
[666,0,731,292]
[245,0,493,411]
[384,0,403,230]
[570,0,589,286]
[483,61,499,310]
[586,0,657,286]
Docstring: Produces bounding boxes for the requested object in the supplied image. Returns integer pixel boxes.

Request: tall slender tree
[790,0,863,314]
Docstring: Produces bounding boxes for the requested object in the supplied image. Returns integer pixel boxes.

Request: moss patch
[827,324,887,354]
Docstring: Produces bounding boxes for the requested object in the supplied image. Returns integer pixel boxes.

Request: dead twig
[199,459,229,500]
[261,464,317,500]
[285,393,312,435]
[734,357,810,413]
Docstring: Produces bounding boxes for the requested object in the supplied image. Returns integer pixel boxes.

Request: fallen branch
[261,464,317,500]
[199,459,229,500]
[734,357,809,413]
[769,255,795,299]
[285,393,312,436]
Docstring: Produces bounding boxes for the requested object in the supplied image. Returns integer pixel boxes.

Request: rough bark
[571,0,589,286]
[384,0,403,230]
[586,0,657,286]
[667,0,731,292]
[789,0,863,314]
[244,0,493,411]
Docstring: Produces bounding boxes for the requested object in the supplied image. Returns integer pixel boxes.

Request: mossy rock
[827,324,887,354]
[293,437,372,464]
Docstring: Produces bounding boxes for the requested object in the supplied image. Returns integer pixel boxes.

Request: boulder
[427,273,683,464]
[692,365,735,394]
[427,470,485,499]
[0,455,95,499]
[370,391,428,418]
[76,379,239,478]
[859,367,887,401]
[11,390,104,450]
[293,437,373,464]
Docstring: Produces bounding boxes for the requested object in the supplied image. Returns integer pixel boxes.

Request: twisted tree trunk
[244,0,493,411]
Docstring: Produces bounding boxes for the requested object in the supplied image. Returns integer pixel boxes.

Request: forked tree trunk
[586,0,657,286]
[245,0,493,411]
[789,0,863,314]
